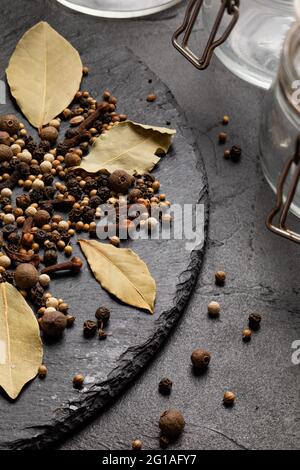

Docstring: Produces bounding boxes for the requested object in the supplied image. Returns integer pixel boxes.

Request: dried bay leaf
[0,283,43,400]
[77,121,176,175]
[6,22,82,129]
[79,239,156,314]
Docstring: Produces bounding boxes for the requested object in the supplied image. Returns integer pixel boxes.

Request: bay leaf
[77,121,176,175]
[6,21,82,129]
[79,239,156,314]
[0,283,43,400]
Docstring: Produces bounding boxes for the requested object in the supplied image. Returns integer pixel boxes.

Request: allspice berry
[159,377,173,395]
[73,374,85,389]
[0,131,11,146]
[215,271,226,286]
[0,144,13,162]
[15,263,39,290]
[131,439,142,450]
[64,152,81,168]
[208,301,220,317]
[95,306,110,327]
[39,126,58,144]
[0,114,19,135]
[128,188,142,203]
[191,349,211,370]
[83,320,97,338]
[159,409,185,438]
[108,170,134,194]
[223,391,236,406]
[33,209,50,228]
[40,310,67,337]
[38,365,48,379]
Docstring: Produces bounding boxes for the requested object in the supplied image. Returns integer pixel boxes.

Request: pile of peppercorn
[0,72,172,343]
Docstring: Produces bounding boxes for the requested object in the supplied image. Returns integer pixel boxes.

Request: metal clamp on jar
[172,0,297,89]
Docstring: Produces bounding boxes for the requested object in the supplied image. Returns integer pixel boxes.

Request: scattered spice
[222,115,230,125]
[218,132,227,144]
[39,310,67,337]
[146,93,157,102]
[95,306,110,327]
[73,374,84,389]
[215,270,226,286]
[159,409,185,438]
[242,328,252,342]
[14,263,39,290]
[131,439,142,450]
[38,365,47,379]
[83,320,97,338]
[158,377,173,395]
[98,329,107,340]
[208,301,220,318]
[223,391,236,407]
[230,145,242,162]
[191,348,211,370]
[248,313,262,331]
[66,314,76,328]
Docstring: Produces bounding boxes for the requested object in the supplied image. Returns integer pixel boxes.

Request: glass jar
[202,0,297,89]
[55,0,182,18]
[260,22,300,217]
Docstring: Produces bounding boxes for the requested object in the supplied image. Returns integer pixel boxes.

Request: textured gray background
[1,0,300,450]
[60,2,300,450]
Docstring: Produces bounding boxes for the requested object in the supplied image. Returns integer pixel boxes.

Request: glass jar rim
[279,22,300,114]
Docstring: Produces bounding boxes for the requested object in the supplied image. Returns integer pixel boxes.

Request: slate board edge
[1,59,209,451]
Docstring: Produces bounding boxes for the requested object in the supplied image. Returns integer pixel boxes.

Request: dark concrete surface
[59,2,300,450]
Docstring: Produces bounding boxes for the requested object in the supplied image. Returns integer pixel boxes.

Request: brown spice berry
[159,377,173,395]
[159,436,170,449]
[38,365,47,379]
[0,144,13,162]
[208,301,220,317]
[66,314,76,328]
[39,126,58,144]
[108,170,134,194]
[95,306,110,326]
[15,263,39,289]
[191,349,211,370]
[230,145,242,162]
[222,115,230,125]
[98,329,107,340]
[242,328,252,342]
[147,93,157,102]
[128,188,142,203]
[248,313,262,331]
[0,114,19,135]
[159,409,185,438]
[218,132,227,144]
[73,374,84,389]
[131,439,142,450]
[64,152,81,168]
[215,270,226,286]
[224,149,231,160]
[34,210,51,228]
[223,391,236,406]
[40,310,67,337]
[83,320,97,338]
[0,131,11,146]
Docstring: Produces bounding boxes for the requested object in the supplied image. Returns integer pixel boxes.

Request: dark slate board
[0,0,208,450]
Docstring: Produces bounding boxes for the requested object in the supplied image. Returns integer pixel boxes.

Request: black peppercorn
[35,230,48,246]
[248,313,262,331]
[95,306,110,327]
[2,223,18,240]
[108,170,134,194]
[97,186,111,203]
[89,195,101,209]
[159,378,173,395]
[230,145,242,162]
[83,320,97,338]
[16,194,31,209]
